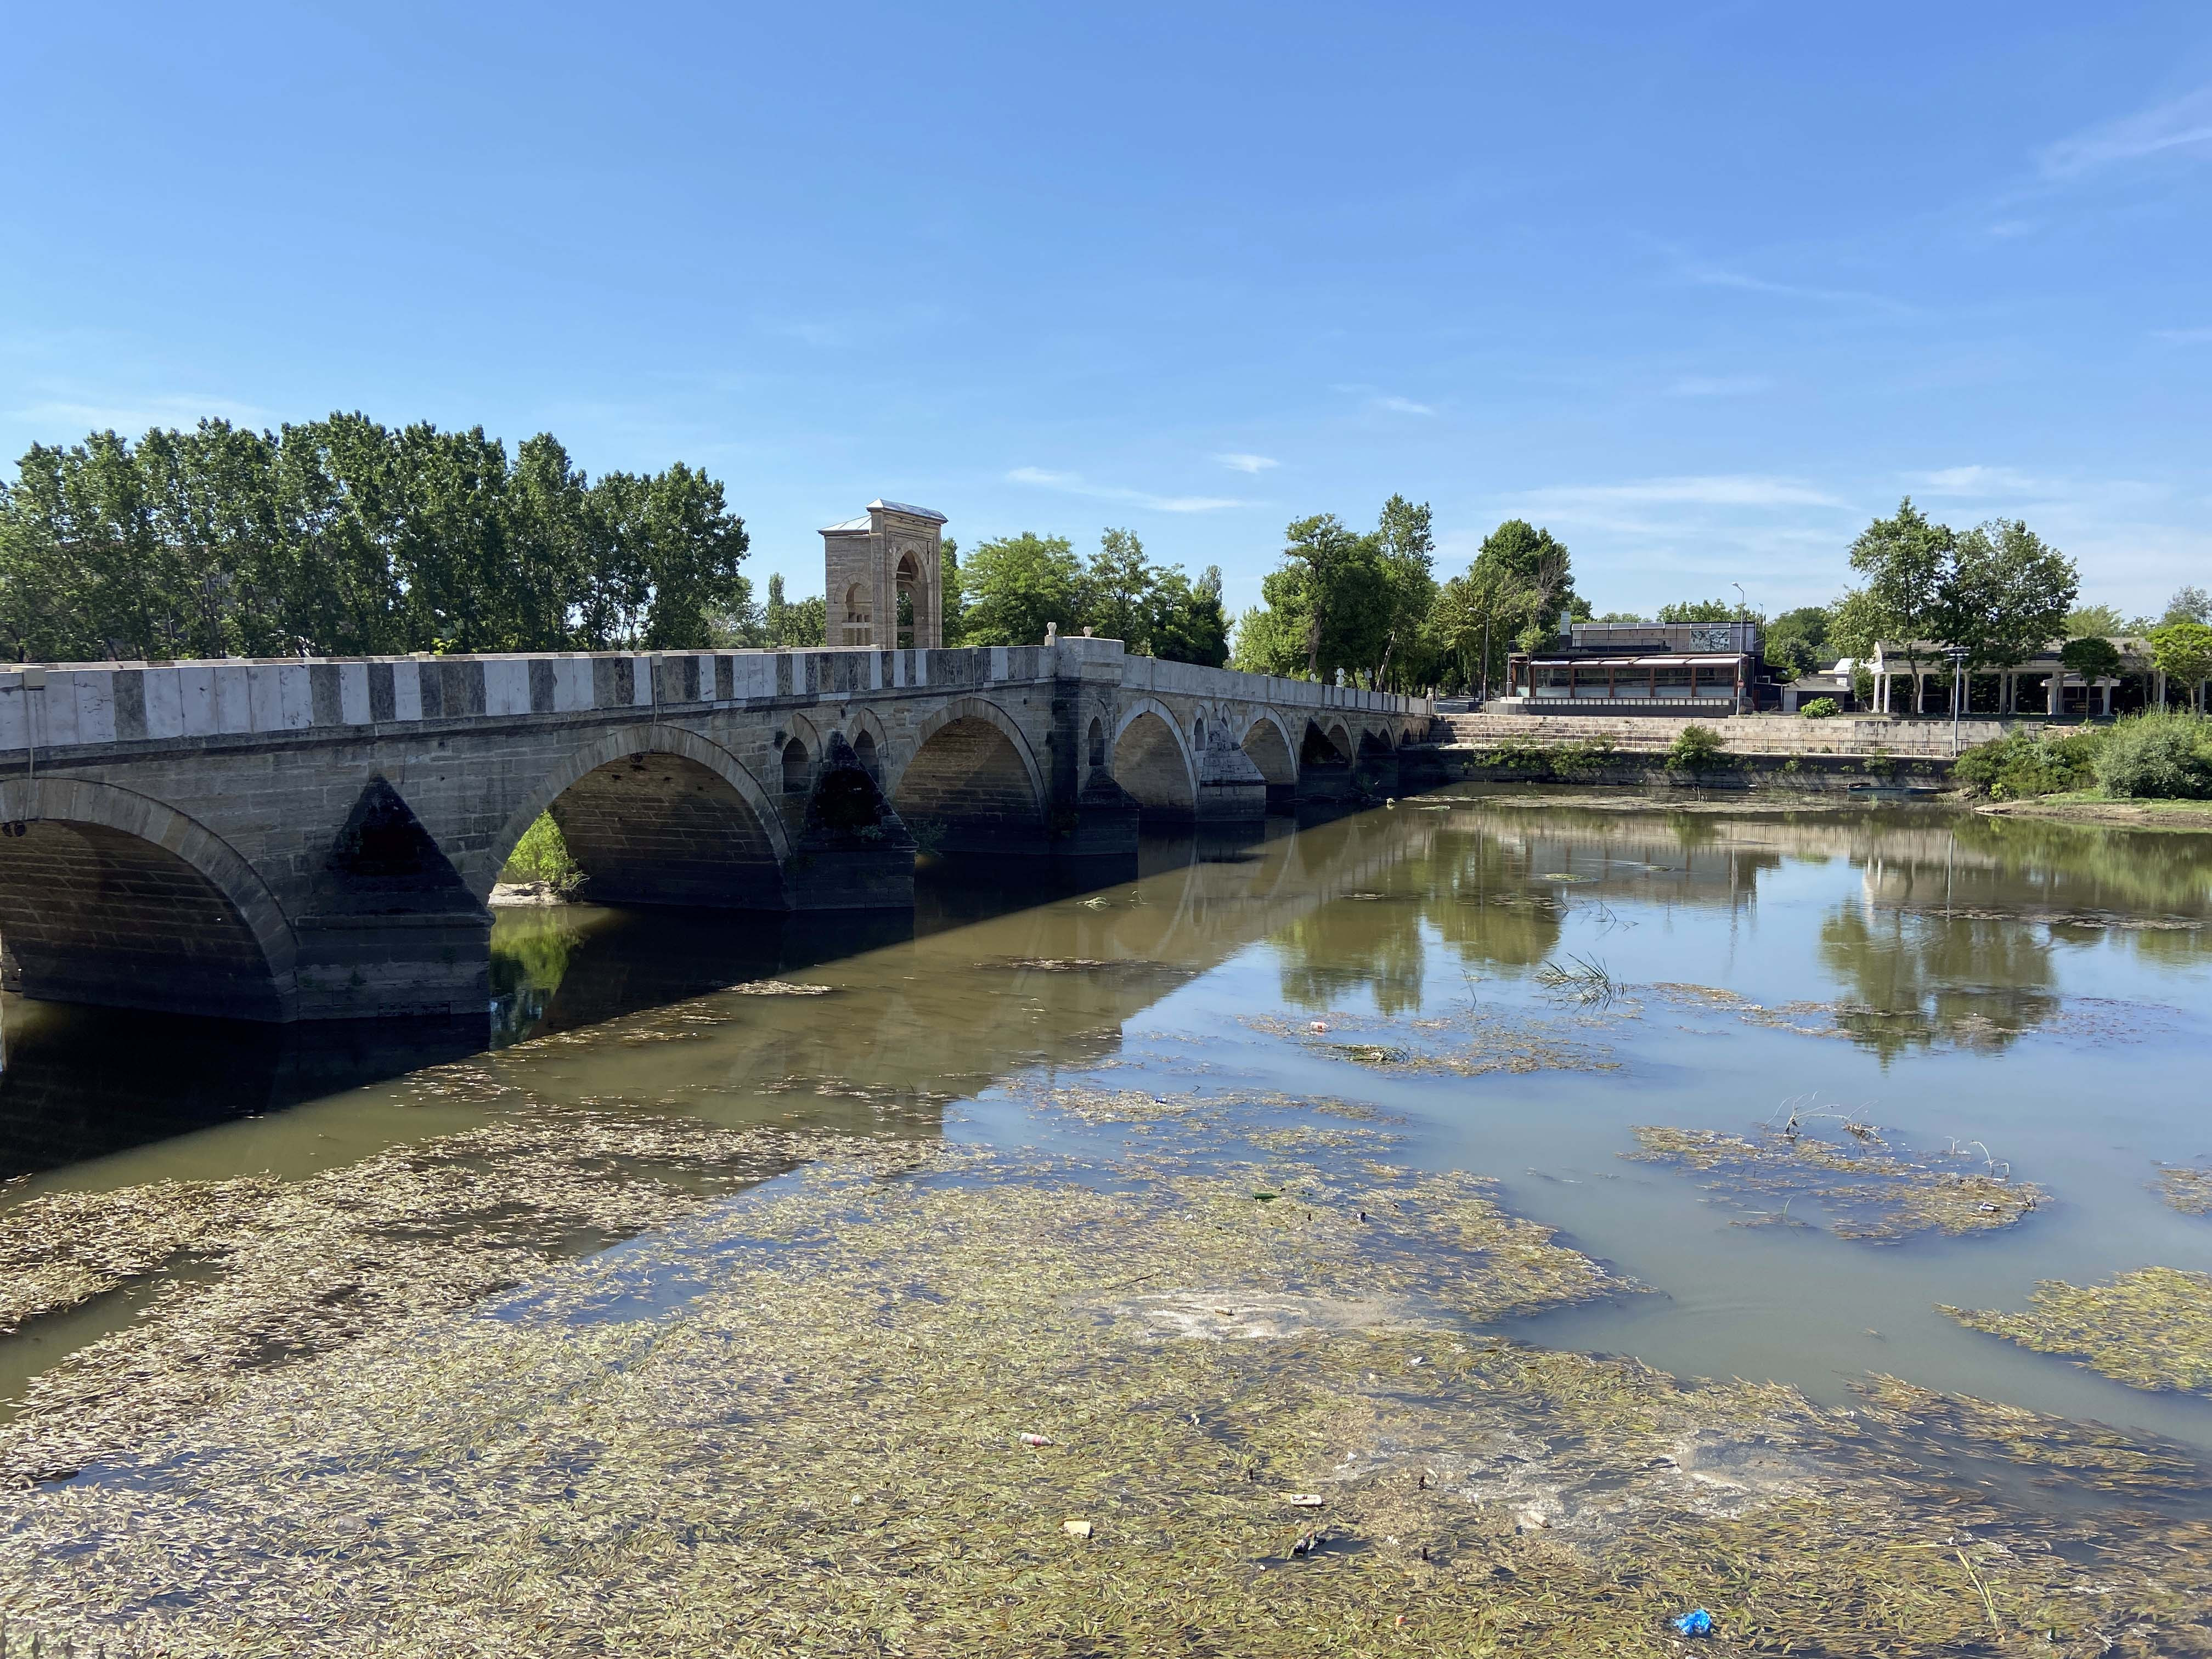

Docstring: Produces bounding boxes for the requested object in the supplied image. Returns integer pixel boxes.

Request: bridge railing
[0,640,1428,754]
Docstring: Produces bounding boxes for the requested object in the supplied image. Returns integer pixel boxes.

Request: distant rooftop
[869,499,946,523]
[821,499,949,535]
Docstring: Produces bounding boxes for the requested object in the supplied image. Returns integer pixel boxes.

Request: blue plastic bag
[1672,1607,1714,1638]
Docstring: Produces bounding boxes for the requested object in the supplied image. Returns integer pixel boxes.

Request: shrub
[1799,697,1840,720]
[1487,736,1552,772]
[2095,712,2212,800]
[1664,724,1724,772]
[1953,728,2105,800]
[1547,736,1616,779]
[500,811,583,894]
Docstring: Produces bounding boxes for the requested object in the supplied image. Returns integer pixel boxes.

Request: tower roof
[867,499,947,523]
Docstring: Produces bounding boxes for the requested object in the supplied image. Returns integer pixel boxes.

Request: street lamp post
[1947,646,1968,758]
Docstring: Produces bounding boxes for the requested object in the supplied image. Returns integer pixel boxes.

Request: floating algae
[1248,1009,1617,1078]
[1625,1124,2041,1242]
[2156,1163,2212,1215]
[0,1109,927,1485]
[1944,1267,2212,1394]
[4,1137,2211,1657]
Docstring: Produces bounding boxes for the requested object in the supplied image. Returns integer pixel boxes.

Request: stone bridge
[0,639,1429,1023]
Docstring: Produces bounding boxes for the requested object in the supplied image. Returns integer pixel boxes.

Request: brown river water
[3,784,2209,1459]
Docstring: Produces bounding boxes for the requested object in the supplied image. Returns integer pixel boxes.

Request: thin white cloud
[1330,383,1439,416]
[7,394,273,435]
[1676,257,1911,314]
[2154,325,2212,343]
[1516,475,1846,512]
[1908,465,2045,498]
[1212,452,1279,474]
[1006,466,1245,514]
[1666,374,1772,398]
[2039,84,2212,178]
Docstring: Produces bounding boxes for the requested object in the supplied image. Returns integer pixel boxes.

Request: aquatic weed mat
[1944,1267,2212,1395]
[5,1150,2212,1656]
[1624,1124,2044,1242]
[1245,1007,1620,1077]
[2155,1163,2212,1215]
[0,1108,930,1486]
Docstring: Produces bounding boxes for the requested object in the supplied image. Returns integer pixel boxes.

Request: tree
[1265,514,1375,681]
[1081,527,1154,646]
[959,532,1081,646]
[1149,565,1229,667]
[2163,584,2212,625]
[1657,599,1736,623]
[939,537,963,646]
[1372,494,1436,690]
[1848,498,1953,680]
[0,415,751,661]
[2065,602,2130,638]
[2060,635,2123,689]
[1228,601,1306,676]
[1936,518,2077,674]
[2148,621,2212,710]
[1460,519,1575,699]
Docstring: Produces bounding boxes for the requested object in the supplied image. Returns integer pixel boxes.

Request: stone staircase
[1440,711,2023,759]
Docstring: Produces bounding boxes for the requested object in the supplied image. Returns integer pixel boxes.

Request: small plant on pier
[1663,724,1724,773]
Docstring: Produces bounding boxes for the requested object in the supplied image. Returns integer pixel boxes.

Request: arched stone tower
[820,499,947,649]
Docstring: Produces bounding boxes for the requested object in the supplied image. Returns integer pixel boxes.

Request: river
[3,787,2211,1650]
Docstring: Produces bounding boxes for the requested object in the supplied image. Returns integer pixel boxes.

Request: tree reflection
[1818,904,2059,1061]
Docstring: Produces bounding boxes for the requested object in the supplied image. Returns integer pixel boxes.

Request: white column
[2102,679,2112,717]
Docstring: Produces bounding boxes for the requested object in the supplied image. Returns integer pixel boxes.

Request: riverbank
[1976,791,2212,831]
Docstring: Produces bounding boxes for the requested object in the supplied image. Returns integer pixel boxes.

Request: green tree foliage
[956,527,1225,664]
[1447,519,1577,697]
[1937,518,2078,674]
[2059,635,2123,685]
[1656,599,1737,623]
[0,416,749,660]
[1762,604,1831,679]
[2064,602,2130,638]
[2096,711,2212,799]
[1269,512,1390,681]
[939,537,964,646]
[957,532,1082,646]
[1147,563,1229,668]
[1953,727,2105,800]
[749,573,826,648]
[1371,494,1437,690]
[2149,621,2212,710]
[2163,584,2212,626]
[1847,498,1953,677]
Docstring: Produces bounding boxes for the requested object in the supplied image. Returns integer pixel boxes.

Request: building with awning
[1499,620,1779,714]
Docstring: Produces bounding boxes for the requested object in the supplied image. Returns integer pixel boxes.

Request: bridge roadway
[0,638,1430,1023]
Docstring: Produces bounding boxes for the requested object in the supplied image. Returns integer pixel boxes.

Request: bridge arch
[890,696,1048,854]
[0,776,297,1020]
[1238,710,1299,787]
[1113,697,1197,819]
[488,723,791,910]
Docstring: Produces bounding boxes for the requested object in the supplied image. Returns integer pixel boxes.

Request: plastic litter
[1279,1492,1327,1508]
[1018,1432,1053,1447]
[1062,1519,1092,1539]
[1672,1607,1714,1638]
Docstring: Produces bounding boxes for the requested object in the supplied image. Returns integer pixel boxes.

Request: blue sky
[4,3,2209,622]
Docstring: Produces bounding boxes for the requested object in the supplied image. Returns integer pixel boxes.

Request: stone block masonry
[0,644,1429,1023]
